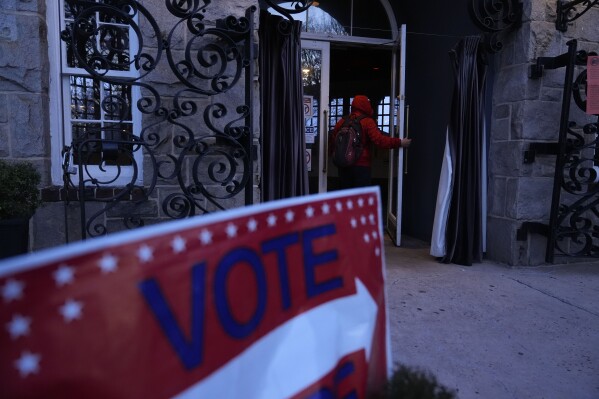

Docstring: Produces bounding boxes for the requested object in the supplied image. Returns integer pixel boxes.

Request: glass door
[301,40,330,194]
[386,25,407,246]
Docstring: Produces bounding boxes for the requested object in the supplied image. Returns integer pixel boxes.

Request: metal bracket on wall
[523,142,559,164]
[516,222,549,241]
[529,53,572,78]
[556,0,599,32]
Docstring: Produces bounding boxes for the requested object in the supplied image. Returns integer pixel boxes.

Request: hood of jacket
[350,95,373,116]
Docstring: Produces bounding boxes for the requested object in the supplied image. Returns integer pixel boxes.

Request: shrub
[0,160,42,219]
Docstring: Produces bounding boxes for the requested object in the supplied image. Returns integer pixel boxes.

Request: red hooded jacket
[331,95,402,167]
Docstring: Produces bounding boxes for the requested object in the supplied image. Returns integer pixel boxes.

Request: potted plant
[0,160,42,259]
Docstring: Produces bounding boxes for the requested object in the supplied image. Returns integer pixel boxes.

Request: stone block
[488,176,507,217]
[31,201,88,250]
[485,216,518,265]
[507,177,553,220]
[0,123,8,156]
[530,21,562,59]
[16,0,43,12]
[521,100,562,140]
[493,104,510,119]
[488,140,524,177]
[566,8,599,43]
[9,94,48,157]
[0,12,17,41]
[540,87,562,102]
[494,64,541,103]
[506,177,518,219]
[0,93,7,122]
[490,117,510,141]
[0,14,47,92]
[511,101,524,139]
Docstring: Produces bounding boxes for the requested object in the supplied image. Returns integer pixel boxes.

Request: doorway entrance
[301,30,408,244]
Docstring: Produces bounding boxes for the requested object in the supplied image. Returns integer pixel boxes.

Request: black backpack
[332,115,365,167]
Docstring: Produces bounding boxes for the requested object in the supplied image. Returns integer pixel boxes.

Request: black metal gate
[527,39,599,262]
[60,0,256,239]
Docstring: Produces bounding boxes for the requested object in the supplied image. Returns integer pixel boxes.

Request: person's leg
[351,166,372,187]
[338,167,352,190]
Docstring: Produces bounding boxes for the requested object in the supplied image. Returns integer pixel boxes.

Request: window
[49,0,142,185]
[377,96,398,135]
[267,1,394,40]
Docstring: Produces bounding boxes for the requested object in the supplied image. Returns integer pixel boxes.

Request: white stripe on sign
[172,278,377,399]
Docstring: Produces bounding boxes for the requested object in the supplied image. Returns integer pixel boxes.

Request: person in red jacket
[330,95,412,189]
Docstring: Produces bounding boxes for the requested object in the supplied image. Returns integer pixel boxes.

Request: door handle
[404,104,409,175]
[323,109,328,174]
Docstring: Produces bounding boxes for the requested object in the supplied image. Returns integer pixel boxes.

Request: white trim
[300,0,399,44]
[47,0,65,185]
[48,0,143,187]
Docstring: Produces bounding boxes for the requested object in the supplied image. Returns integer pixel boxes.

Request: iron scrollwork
[469,0,523,53]
[60,0,256,239]
[533,41,599,261]
[556,0,599,32]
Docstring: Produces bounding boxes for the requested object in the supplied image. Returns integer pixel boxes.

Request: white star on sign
[285,210,295,222]
[346,200,354,210]
[363,233,371,243]
[369,214,376,225]
[171,236,186,253]
[53,265,74,287]
[375,247,381,257]
[335,201,343,212]
[350,218,358,228]
[98,254,118,274]
[7,314,31,340]
[15,351,40,377]
[372,231,379,240]
[321,203,331,214]
[137,244,154,263]
[267,213,277,227]
[2,279,24,303]
[226,223,238,238]
[199,229,213,245]
[59,299,83,322]
[358,198,365,207]
[305,206,315,218]
[368,196,375,206]
[247,218,258,232]
[360,216,367,225]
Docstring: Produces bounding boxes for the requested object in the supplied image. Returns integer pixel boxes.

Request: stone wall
[487,0,599,265]
[0,0,50,181]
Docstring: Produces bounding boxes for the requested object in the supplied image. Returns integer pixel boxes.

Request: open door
[386,25,407,246]
[301,39,331,194]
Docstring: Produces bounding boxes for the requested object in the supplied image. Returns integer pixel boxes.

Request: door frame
[386,24,407,246]
[301,39,331,193]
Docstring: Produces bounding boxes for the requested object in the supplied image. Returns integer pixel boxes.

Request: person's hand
[401,138,412,148]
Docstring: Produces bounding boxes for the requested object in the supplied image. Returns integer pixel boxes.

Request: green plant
[0,160,42,220]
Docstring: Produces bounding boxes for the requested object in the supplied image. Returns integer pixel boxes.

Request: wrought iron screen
[529,40,599,262]
[60,0,256,239]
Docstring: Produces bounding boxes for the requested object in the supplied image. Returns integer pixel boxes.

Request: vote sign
[0,187,390,398]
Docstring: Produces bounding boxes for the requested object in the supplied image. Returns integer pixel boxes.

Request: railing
[60,1,257,239]
[526,40,599,262]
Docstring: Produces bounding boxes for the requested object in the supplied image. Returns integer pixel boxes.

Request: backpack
[332,115,365,168]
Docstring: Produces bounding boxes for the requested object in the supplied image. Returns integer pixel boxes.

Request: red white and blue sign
[0,187,391,398]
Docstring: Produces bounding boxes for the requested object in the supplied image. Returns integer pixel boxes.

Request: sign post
[1,187,390,398]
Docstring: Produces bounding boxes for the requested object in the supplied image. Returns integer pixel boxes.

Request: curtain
[259,10,309,201]
[430,36,487,266]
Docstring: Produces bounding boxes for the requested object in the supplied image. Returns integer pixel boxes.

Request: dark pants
[338,165,372,189]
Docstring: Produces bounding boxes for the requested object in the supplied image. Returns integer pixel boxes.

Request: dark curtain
[259,10,309,201]
[442,36,487,266]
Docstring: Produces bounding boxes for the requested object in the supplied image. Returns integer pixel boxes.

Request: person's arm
[363,118,411,149]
